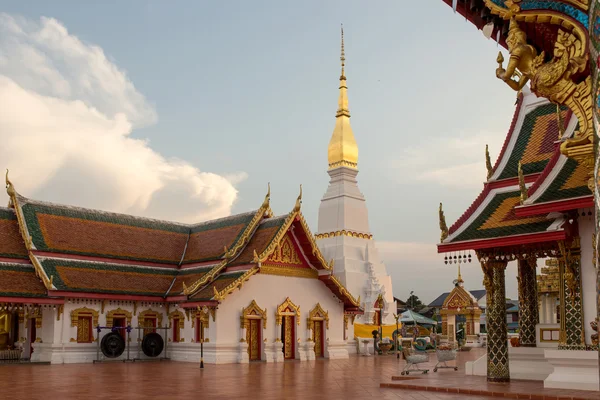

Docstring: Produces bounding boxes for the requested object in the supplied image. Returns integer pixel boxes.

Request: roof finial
[457,263,464,284]
[261,182,271,209]
[439,202,449,242]
[518,161,528,204]
[485,145,493,180]
[5,169,15,197]
[293,184,303,212]
[340,24,345,80]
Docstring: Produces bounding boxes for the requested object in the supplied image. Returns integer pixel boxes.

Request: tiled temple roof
[229,216,288,266]
[38,257,178,296]
[183,211,259,263]
[0,262,47,298]
[524,153,592,205]
[0,207,28,259]
[492,103,569,180]
[190,271,247,301]
[440,90,576,252]
[19,197,190,264]
[1,183,362,311]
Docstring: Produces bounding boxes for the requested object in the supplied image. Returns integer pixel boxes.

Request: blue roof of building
[428,289,487,307]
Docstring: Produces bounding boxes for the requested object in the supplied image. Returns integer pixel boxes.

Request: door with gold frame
[312,320,324,358]
[281,316,295,359]
[246,319,261,361]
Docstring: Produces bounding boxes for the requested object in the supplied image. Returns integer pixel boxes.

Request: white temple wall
[318,236,394,324]
[578,209,596,345]
[215,273,347,360]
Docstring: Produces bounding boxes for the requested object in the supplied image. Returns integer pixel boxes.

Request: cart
[400,347,429,375]
[433,347,458,372]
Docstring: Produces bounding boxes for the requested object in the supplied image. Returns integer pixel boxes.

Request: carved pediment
[267,235,302,265]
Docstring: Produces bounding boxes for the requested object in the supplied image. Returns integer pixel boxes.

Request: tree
[406,294,423,310]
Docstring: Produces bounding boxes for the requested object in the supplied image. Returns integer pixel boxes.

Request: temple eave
[515,195,594,217]
[437,230,566,253]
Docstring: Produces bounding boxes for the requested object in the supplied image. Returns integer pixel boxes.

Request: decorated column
[482,259,510,383]
[559,238,586,350]
[517,257,539,347]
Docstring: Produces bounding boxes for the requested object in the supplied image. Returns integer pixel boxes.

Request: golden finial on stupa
[340,24,345,79]
[328,25,358,170]
[518,161,528,204]
[485,145,493,180]
[457,264,464,284]
[439,202,449,242]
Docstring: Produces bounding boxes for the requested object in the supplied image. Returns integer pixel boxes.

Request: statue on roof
[439,203,448,242]
[494,18,593,182]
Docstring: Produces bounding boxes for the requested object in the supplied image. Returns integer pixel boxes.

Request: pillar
[483,260,510,383]
[517,258,539,347]
[559,238,586,350]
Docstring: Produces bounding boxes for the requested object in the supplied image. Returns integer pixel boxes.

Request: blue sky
[0,0,520,302]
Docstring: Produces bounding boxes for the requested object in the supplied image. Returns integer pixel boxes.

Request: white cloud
[391,132,505,189]
[0,13,246,222]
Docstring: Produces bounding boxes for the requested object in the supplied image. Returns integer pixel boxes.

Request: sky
[0,0,522,303]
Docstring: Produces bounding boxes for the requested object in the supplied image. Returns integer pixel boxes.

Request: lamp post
[199,306,208,369]
[393,313,400,359]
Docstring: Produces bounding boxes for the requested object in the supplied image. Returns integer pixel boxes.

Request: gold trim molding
[260,264,318,279]
[276,297,300,326]
[315,230,373,240]
[307,303,329,329]
[168,310,185,329]
[105,308,132,327]
[241,300,267,329]
[70,307,99,328]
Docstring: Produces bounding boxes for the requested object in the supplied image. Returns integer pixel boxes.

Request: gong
[100,332,125,358]
[141,332,164,357]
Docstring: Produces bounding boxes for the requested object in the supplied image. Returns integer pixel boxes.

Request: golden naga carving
[495,19,593,187]
[439,203,448,242]
[518,161,528,204]
[485,144,493,180]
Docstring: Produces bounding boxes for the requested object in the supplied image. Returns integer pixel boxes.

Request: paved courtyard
[1,351,490,400]
[0,349,596,400]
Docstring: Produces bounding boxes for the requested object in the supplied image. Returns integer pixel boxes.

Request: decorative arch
[168,310,185,329]
[240,300,267,329]
[307,303,329,329]
[106,308,132,327]
[276,297,300,325]
[138,309,163,327]
[70,307,99,327]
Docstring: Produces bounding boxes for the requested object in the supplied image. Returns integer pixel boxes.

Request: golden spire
[518,161,528,204]
[328,25,358,170]
[457,264,464,284]
[485,145,493,180]
[261,182,271,209]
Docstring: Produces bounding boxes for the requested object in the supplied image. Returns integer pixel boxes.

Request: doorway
[246,319,262,361]
[281,316,295,359]
[312,320,324,358]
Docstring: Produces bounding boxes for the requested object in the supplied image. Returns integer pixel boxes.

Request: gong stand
[93,325,133,363]
[132,326,170,362]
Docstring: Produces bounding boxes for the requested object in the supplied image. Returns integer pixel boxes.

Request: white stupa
[315,27,395,325]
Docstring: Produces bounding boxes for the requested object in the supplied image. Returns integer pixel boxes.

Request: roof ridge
[16,194,258,229]
[490,92,525,175]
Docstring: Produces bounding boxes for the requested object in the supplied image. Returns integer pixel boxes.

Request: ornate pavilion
[437,0,599,391]
[0,176,363,364]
